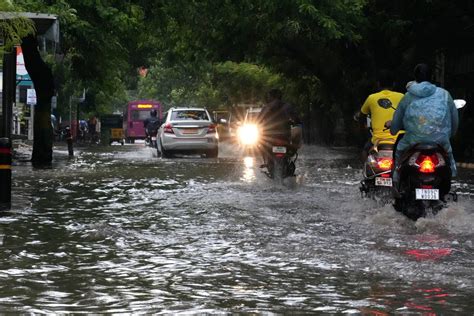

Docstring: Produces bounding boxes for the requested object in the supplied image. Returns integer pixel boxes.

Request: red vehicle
[124,100,162,143]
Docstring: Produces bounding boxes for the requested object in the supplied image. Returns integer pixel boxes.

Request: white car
[157,107,219,158]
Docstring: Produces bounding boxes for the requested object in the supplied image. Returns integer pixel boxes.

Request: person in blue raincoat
[385,63,459,195]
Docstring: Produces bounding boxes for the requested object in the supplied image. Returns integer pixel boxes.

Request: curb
[457,162,474,169]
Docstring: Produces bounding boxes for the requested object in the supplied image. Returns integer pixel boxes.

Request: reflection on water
[241,156,256,183]
[0,143,472,313]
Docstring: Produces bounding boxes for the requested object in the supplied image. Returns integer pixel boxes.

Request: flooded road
[1,142,473,314]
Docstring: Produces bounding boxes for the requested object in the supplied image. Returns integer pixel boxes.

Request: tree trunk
[21,35,55,167]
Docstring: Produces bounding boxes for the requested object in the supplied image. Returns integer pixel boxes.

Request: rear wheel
[160,140,172,158]
[206,147,218,158]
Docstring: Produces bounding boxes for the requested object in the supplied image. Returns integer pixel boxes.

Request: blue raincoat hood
[407,81,437,98]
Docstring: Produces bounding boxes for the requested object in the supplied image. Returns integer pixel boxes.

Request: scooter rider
[143,109,160,140]
[385,63,459,197]
[354,70,404,162]
[257,88,302,167]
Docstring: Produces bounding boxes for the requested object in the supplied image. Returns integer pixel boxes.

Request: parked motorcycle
[393,99,466,220]
[360,139,394,201]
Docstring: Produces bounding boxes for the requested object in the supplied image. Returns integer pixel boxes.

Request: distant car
[157,107,219,158]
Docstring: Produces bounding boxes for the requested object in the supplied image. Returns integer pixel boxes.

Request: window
[171,110,209,121]
[131,110,152,121]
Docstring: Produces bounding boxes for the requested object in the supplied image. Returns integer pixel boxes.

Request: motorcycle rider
[257,88,302,167]
[354,70,404,162]
[385,63,459,196]
[143,109,160,142]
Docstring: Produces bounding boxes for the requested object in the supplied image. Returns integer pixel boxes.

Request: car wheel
[206,147,218,158]
[160,140,172,158]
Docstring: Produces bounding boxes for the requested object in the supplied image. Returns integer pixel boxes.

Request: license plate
[272,146,287,154]
[415,188,439,200]
[151,136,156,141]
[375,177,392,187]
[182,128,198,134]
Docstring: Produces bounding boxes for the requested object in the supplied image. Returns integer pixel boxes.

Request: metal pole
[2,51,16,138]
[0,137,12,206]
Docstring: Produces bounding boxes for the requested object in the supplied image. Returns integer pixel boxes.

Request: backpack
[404,88,450,139]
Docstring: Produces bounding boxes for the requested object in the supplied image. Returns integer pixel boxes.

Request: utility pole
[1,49,16,207]
[2,51,16,138]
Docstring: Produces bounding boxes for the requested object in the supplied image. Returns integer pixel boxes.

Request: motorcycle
[394,144,455,220]
[145,120,161,149]
[360,139,394,202]
[238,123,299,181]
[145,129,158,148]
[262,135,298,181]
[393,99,466,220]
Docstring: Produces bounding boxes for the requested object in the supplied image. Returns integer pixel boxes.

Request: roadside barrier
[0,138,12,205]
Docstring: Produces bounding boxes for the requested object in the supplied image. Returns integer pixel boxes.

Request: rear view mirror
[454,99,466,109]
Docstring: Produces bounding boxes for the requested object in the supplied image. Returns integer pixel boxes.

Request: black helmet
[414,63,432,83]
[150,109,157,117]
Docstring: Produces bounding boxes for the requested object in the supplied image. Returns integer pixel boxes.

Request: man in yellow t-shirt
[355,70,404,161]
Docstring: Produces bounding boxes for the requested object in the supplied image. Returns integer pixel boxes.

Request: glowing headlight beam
[238,124,259,146]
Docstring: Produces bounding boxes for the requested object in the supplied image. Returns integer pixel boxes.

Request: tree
[142,0,369,144]
[21,34,55,166]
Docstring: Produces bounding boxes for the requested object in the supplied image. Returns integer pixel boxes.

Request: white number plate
[375,177,392,187]
[415,188,439,200]
[272,146,287,154]
[151,136,157,141]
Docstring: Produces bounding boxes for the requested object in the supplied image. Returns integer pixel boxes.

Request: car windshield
[171,110,209,121]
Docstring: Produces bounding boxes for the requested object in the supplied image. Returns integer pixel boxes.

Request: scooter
[145,129,158,148]
[238,123,299,182]
[394,144,455,220]
[360,139,394,202]
[262,135,298,181]
[393,99,466,220]
[145,120,161,149]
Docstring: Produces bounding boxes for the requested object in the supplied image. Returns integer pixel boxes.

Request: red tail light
[417,155,437,173]
[377,158,393,170]
[207,124,216,133]
[164,123,174,134]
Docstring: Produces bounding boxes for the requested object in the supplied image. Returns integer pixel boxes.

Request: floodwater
[1,142,473,314]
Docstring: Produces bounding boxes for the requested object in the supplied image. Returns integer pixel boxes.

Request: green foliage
[7,0,472,145]
[211,62,281,106]
[137,60,282,111]
[0,9,36,54]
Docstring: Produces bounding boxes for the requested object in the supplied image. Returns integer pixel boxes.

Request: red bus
[124,100,162,143]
